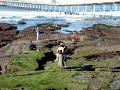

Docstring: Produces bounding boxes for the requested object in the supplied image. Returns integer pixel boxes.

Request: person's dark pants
[63,54,67,67]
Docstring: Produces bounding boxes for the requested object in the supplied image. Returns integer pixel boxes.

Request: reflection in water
[110,80,120,90]
[74,75,88,80]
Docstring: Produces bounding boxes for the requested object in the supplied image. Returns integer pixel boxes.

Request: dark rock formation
[0,23,17,31]
[18,21,26,24]
[17,23,63,40]
[80,24,120,46]
[0,23,19,47]
[84,51,117,61]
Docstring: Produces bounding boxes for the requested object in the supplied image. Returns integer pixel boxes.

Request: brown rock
[0,27,19,48]
[0,23,17,31]
[18,21,26,24]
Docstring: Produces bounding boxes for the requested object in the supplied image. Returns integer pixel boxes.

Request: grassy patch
[1,45,118,90]
[0,71,89,90]
[10,50,48,71]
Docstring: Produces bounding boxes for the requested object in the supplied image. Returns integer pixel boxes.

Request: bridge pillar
[11,2,13,8]
[23,3,24,9]
[8,2,10,7]
[6,2,8,7]
[17,3,20,8]
[35,4,37,11]
[77,5,79,15]
[21,3,22,8]
[99,4,102,18]
[64,6,66,15]
[9,2,11,7]
[17,3,19,8]
[29,4,31,10]
[85,5,87,15]
[25,3,27,9]
[114,4,117,20]
[54,6,56,12]
[16,3,18,8]
[83,5,85,15]
[32,4,34,10]
[50,6,52,12]
[110,4,113,18]
[10,2,12,7]
[34,4,35,11]
[26,3,28,10]
[93,4,96,18]
[59,5,61,14]
[46,5,48,12]
[19,3,21,8]
[12,3,14,8]
[7,3,9,7]
[103,4,106,18]
[26,3,28,9]
[22,3,23,8]
[21,3,23,9]
[38,5,41,11]
[36,4,38,11]
[42,5,44,11]
[21,3,23,8]
[37,4,40,11]
[24,3,26,9]
[28,4,30,10]
[13,3,15,8]
[70,6,72,15]
[37,4,39,11]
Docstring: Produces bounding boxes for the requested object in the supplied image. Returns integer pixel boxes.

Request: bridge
[0,0,120,18]
[0,0,120,5]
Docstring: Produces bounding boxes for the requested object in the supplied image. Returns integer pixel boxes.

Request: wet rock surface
[18,21,26,24]
[0,23,19,48]
[80,24,120,46]
[17,23,65,40]
[0,23,17,31]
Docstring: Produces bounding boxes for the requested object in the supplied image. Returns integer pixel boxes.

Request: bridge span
[0,0,120,19]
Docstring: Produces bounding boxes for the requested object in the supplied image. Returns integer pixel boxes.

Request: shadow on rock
[35,51,56,70]
[65,64,95,71]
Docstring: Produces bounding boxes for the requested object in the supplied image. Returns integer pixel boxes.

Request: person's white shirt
[57,46,64,53]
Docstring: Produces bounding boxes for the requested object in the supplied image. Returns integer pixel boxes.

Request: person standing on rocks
[71,32,76,44]
[55,43,65,68]
[61,43,68,68]
[36,27,40,41]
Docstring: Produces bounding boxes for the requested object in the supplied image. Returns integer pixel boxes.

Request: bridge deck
[0,0,120,5]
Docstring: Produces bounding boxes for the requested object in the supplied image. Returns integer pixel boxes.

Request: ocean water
[0,5,120,34]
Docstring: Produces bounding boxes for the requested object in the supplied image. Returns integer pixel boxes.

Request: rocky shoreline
[0,22,120,70]
[0,22,120,90]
